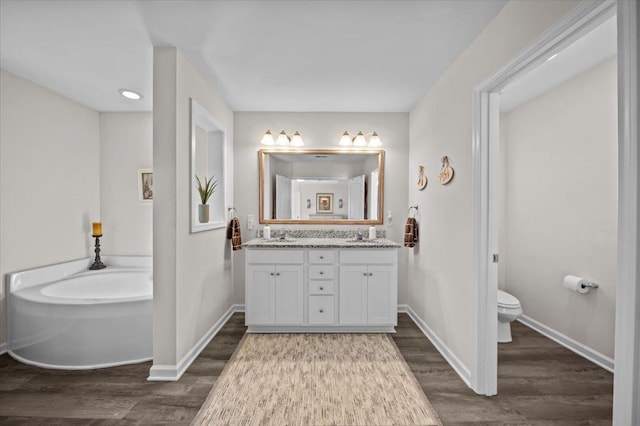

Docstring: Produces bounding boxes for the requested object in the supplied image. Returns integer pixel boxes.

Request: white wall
[500,58,617,358]
[233,112,409,305]
[152,48,234,371]
[100,112,153,256]
[0,69,101,347]
[407,0,581,372]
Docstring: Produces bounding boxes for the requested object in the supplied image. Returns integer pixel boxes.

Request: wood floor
[394,315,613,425]
[0,313,613,425]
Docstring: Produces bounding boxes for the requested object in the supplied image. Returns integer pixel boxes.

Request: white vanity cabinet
[245,244,397,332]
[339,250,397,326]
[245,250,304,326]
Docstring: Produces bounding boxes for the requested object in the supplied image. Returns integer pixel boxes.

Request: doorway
[497,12,617,364]
[471,3,639,423]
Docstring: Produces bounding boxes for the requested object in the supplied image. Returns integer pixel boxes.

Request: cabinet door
[339,265,368,325]
[366,265,396,325]
[275,265,303,325]
[246,266,276,325]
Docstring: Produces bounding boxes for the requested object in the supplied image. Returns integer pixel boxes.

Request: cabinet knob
[270,272,275,276]
[319,256,324,259]
[320,286,324,290]
[369,272,374,276]
[276,272,281,276]
[363,272,368,276]
[319,271,324,275]
[319,309,324,313]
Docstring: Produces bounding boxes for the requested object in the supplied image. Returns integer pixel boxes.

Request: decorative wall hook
[438,156,454,185]
[417,165,428,190]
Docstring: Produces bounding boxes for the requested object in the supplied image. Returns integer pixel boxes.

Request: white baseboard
[518,315,614,373]
[148,304,244,381]
[0,341,7,356]
[402,305,471,387]
[147,363,180,382]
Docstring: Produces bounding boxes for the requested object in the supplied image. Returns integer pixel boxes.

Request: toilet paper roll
[563,275,590,294]
[263,226,271,240]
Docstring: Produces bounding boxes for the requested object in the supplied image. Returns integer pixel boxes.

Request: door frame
[612,0,639,423]
[471,3,638,421]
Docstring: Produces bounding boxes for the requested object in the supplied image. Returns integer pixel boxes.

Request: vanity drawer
[309,280,334,295]
[308,296,335,324]
[309,250,334,264]
[339,249,396,265]
[247,249,304,264]
[309,265,334,279]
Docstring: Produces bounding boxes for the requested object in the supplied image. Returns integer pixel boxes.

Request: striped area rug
[191,333,442,426]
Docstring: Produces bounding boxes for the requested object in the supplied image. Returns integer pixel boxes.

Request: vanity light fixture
[353,131,367,147]
[276,130,290,146]
[118,89,143,100]
[368,132,382,147]
[290,131,304,147]
[261,129,304,147]
[261,130,275,146]
[339,131,353,147]
[338,131,382,148]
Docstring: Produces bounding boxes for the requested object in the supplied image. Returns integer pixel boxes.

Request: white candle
[369,226,376,240]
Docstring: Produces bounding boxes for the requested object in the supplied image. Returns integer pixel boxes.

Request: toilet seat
[498,289,520,308]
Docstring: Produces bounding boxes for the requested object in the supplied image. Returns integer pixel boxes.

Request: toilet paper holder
[563,275,600,294]
[581,281,599,289]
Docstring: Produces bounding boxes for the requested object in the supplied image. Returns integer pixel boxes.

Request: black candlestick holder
[89,235,106,270]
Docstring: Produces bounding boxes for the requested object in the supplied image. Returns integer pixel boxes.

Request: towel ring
[408,205,418,217]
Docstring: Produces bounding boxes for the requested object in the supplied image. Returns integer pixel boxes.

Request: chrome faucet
[356,229,363,240]
[279,229,287,241]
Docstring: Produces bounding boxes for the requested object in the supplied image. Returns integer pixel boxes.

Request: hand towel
[404,217,419,248]
[227,217,242,251]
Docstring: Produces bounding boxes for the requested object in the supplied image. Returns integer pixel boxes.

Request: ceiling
[0,0,507,113]
[500,15,617,112]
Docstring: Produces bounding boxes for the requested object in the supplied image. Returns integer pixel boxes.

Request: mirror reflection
[259,149,384,224]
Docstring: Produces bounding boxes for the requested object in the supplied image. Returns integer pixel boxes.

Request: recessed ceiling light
[546,53,558,62]
[119,89,143,100]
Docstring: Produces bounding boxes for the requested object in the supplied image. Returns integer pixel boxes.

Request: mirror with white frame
[259,149,384,224]
[190,98,226,233]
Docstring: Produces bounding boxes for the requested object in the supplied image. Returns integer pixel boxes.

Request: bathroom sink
[263,238,297,243]
[345,239,379,244]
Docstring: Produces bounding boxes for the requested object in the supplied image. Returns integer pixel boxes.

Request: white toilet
[497,289,523,343]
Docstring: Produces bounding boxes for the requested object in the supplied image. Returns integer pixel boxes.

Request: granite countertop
[242,237,401,249]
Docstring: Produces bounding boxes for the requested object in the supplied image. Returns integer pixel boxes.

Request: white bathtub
[7,256,152,370]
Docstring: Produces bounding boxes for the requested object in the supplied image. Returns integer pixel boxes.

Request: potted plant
[196,175,218,223]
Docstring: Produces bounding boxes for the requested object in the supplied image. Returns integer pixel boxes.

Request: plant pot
[198,204,210,223]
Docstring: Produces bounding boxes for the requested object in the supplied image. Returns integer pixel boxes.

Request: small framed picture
[316,193,333,213]
[138,169,153,202]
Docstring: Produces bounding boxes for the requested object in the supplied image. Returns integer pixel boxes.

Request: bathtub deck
[0,314,613,424]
